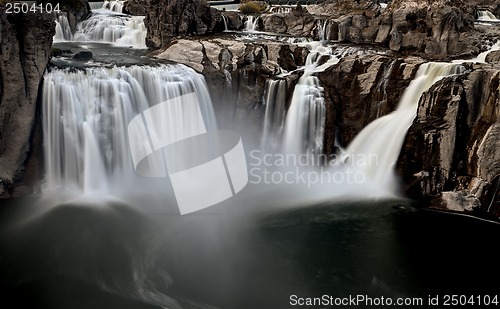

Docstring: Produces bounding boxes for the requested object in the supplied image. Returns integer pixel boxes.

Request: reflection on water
[1,198,499,308]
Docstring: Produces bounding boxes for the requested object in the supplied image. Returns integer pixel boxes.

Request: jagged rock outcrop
[398,64,500,216]
[307,0,381,18]
[311,0,481,58]
[39,0,90,31]
[317,54,423,154]
[155,38,307,137]
[123,0,146,15]
[143,0,223,48]
[0,8,55,197]
[261,6,316,37]
[486,51,500,63]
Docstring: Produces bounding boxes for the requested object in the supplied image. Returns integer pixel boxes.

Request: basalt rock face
[261,5,316,37]
[312,0,480,58]
[38,0,90,31]
[155,39,307,139]
[398,64,500,216]
[307,0,381,18]
[0,9,55,197]
[143,0,223,49]
[317,54,423,154]
[123,0,146,15]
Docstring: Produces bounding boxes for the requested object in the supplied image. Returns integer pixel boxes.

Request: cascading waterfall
[281,44,347,156]
[103,0,125,13]
[316,19,332,42]
[343,63,465,189]
[222,14,229,31]
[54,13,73,41]
[477,10,499,21]
[42,64,217,196]
[262,79,287,152]
[243,15,260,32]
[269,6,292,14]
[89,2,105,10]
[73,10,147,48]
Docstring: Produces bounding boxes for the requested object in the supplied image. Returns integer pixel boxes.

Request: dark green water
[0,198,499,308]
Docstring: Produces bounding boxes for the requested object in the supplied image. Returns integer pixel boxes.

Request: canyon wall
[0,7,55,197]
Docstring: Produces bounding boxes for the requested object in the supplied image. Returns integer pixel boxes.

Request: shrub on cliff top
[239,1,267,14]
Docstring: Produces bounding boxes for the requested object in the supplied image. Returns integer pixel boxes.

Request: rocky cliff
[398,63,500,216]
[309,0,482,58]
[0,8,55,197]
[143,0,224,48]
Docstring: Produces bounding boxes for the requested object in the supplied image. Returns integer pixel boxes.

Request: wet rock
[143,0,223,48]
[398,64,500,216]
[73,50,93,60]
[0,8,55,197]
[221,11,242,31]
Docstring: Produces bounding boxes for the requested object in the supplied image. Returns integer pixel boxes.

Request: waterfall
[243,15,259,32]
[103,0,125,13]
[316,19,332,42]
[222,14,229,31]
[53,13,73,41]
[344,63,465,189]
[477,10,499,21]
[89,2,105,10]
[262,79,287,152]
[73,10,147,48]
[42,64,217,195]
[281,43,347,156]
[269,6,292,14]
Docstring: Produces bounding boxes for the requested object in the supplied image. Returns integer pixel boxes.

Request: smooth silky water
[1,3,500,309]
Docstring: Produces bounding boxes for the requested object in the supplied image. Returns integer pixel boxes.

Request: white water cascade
[316,19,332,42]
[281,44,348,156]
[42,64,217,196]
[344,63,465,189]
[103,0,125,13]
[73,10,147,48]
[477,10,500,21]
[262,79,287,152]
[243,15,260,32]
[54,13,73,41]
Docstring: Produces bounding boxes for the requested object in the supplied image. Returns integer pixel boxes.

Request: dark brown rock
[485,50,500,63]
[0,8,55,197]
[123,0,146,15]
[143,0,223,49]
[398,64,500,216]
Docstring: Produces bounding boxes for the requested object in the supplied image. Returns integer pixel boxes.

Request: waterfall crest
[42,64,217,196]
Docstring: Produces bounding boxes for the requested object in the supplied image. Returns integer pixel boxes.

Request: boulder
[485,50,500,63]
[143,0,223,48]
[0,8,55,197]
